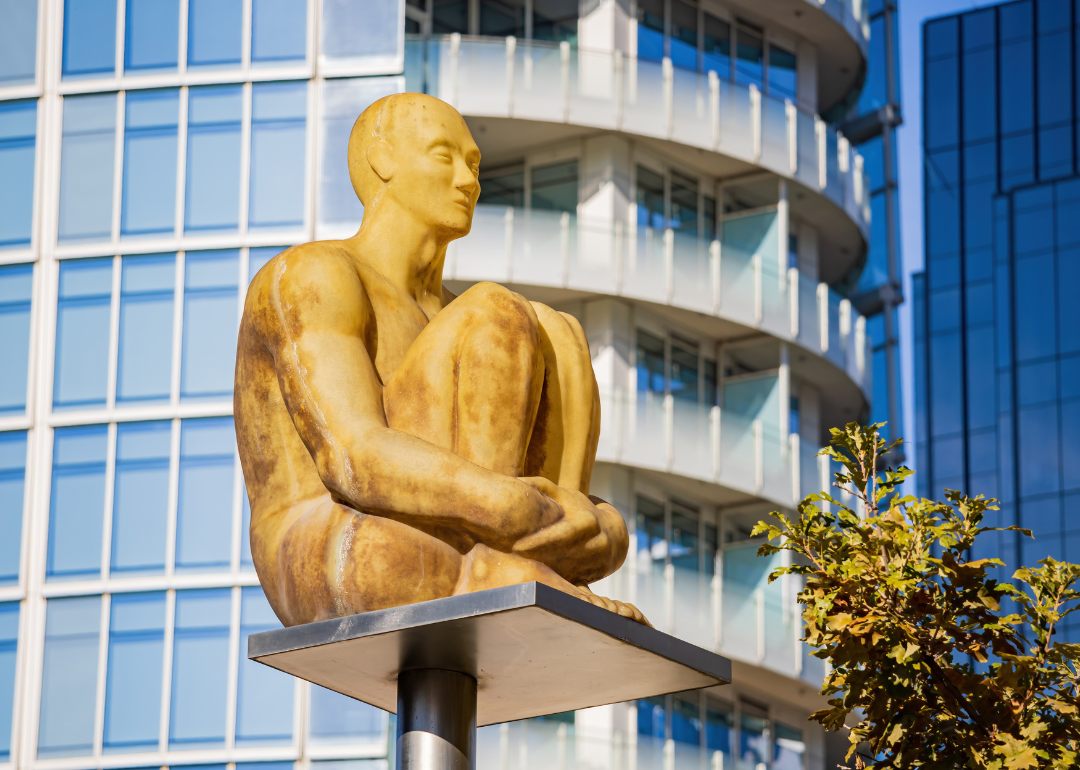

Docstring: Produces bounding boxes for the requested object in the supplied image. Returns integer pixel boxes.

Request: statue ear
[367,140,394,183]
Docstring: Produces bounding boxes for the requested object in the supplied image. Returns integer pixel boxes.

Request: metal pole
[396,669,478,770]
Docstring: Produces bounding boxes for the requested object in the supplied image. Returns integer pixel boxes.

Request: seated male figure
[234,93,645,627]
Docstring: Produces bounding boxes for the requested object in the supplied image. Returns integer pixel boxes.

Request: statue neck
[353,205,447,304]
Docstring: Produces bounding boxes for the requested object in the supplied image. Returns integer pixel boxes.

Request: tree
[752,423,1080,769]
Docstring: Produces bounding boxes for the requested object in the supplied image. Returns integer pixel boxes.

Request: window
[670,503,699,570]
[670,0,697,72]
[103,592,166,753]
[0,433,26,586]
[236,588,293,745]
[774,722,805,770]
[636,0,664,63]
[636,165,665,230]
[637,695,666,739]
[0,265,33,414]
[310,685,387,744]
[478,164,525,207]
[739,702,769,767]
[175,418,236,572]
[38,596,101,758]
[533,0,576,43]
[636,329,665,393]
[58,93,116,242]
[0,603,15,761]
[0,100,36,249]
[125,0,180,73]
[0,0,38,85]
[670,170,697,236]
[54,258,113,409]
[117,254,175,404]
[188,0,242,68]
[480,0,525,37]
[47,425,108,581]
[186,85,244,233]
[670,337,698,402]
[63,0,117,78]
[703,14,731,79]
[252,0,307,64]
[530,159,578,212]
[322,0,402,66]
[111,421,171,575]
[636,495,666,563]
[734,21,763,89]
[704,698,733,758]
[671,692,701,746]
[170,589,231,748]
[768,44,796,100]
[121,89,180,237]
[433,0,468,34]
[181,250,240,401]
[249,81,307,229]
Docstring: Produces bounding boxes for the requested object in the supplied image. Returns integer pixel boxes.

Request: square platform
[248,581,732,726]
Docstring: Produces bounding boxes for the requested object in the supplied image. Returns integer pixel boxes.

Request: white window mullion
[171,251,185,406]
[178,0,190,74]
[305,76,317,242]
[238,83,253,236]
[92,593,111,758]
[115,0,126,78]
[159,588,177,753]
[164,418,182,577]
[111,91,125,246]
[175,87,190,239]
[225,585,242,750]
[99,422,119,581]
[242,0,253,72]
[106,255,122,409]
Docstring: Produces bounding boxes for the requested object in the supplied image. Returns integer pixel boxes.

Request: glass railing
[447,205,871,393]
[404,36,869,234]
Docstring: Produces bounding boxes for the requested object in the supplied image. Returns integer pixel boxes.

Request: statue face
[387,101,481,239]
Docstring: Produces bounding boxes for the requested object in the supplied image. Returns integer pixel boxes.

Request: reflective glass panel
[170,589,231,749]
[433,0,467,34]
[38,596,101,758]
[636,495,666,563]
[0,432,27,585]
[739,708,768,766]
[480,0,524,37]
[58,93,116,242]
[186,85,243,233]
[103,592,166,753]
[531,160,578,213]
[250,82,307,229]
[322,0,401,67]
[532,0,576,43]
[47,425,108,580]
[774,722,805,770]
[768,45,796,100]
[63,0,116,78]
[478,164,524,207]
[670,341,698,403]
[310,685,386,744]
[125,0,179,72]
[637,695,665,738]
[117,254,175,404]
[0,101,36,249]
[635,165,665,230]
[188,0,242,68]
[111,422,171,575]
[175,417,235,571]
[704,698,732,754]
[0,264,33,414]
[671,692,700,745]
[236,587,293,745]
[670,170,696,235]
[181,250,239,401]
[703,14,731,79]
[635,0,663,63]
[122,89,179,236]
[252,0,307,64]
[0,0,38,85]
[735,23,763,88]
[0,603,16,760]
[670,0,697,72]
[636,329,665,393]
[670,505,698,569]
[54,258,113,409]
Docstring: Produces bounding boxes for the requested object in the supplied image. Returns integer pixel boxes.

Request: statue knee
[459,282,539,342]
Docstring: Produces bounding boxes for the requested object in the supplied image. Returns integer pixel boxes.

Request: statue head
[348,93,481,240]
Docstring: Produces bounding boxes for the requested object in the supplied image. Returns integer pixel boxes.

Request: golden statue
[235,93,645,627]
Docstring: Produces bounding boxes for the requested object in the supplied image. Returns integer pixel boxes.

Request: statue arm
[257,252,563,552]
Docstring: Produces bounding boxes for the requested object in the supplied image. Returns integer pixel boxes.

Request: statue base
[248,582,732,769]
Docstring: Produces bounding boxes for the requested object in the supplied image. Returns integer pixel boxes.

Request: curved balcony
[405,36,871,278]
[446,204,871,400]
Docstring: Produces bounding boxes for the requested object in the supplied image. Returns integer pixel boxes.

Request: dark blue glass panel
[704,699,732,753]
[38,596,101,758]
[925,55,958,151]
[1001,133,1035,190]
[111,422,171,575]
[1000,40,1033,135]
[104,592,165,753]
[0,603,16,761]
[1062,401,1080,490]
[117,254,175,404]
[767,45,796,100]
[1039,125,1073,180]
[309,685,386,744]
[251,0,307,63]
[998,0,1032,43]
[929,332,962,437]
[186,86,242,233]
[961,7,994,52]
[48,425,108,580]
[1014,253,1057,361]
[637,696,665,738]
[966,326,995,431]
[0,264,33,414]
[962,47,995,144]
[0,0,38,85]
[58,93,116,242]
[857,15,885,114]
[181,250,239,401]
[0,432,27,586]
[1037,29,1071,127]
[63,0,116,78]
[236,587,293,745]
[669,0,696,72]
[702,13,730,80]
[671,693,700,746]
[1019,405,1061,497]
[249,82,307,229]
[188,0,242,68]
[0,101,37,248]
[735,25,763,88]
[125,0,179,72]
[925,17,957,59]
[175,418,235,571]
[1058,247,1080,354]
[122,89,179,236]
[54,258,113,409]
[170,589,231,749]
[637,28,663,64]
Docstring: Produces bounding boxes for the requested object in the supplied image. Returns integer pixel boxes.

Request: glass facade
[2,0,880,769]
[916,0,1080,642]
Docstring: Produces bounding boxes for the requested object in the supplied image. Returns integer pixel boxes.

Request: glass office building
[0,0,895,769]
[916,0,1080,644]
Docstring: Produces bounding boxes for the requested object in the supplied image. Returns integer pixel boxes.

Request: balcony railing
[448,205,871,394]
[405,36,872,234]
